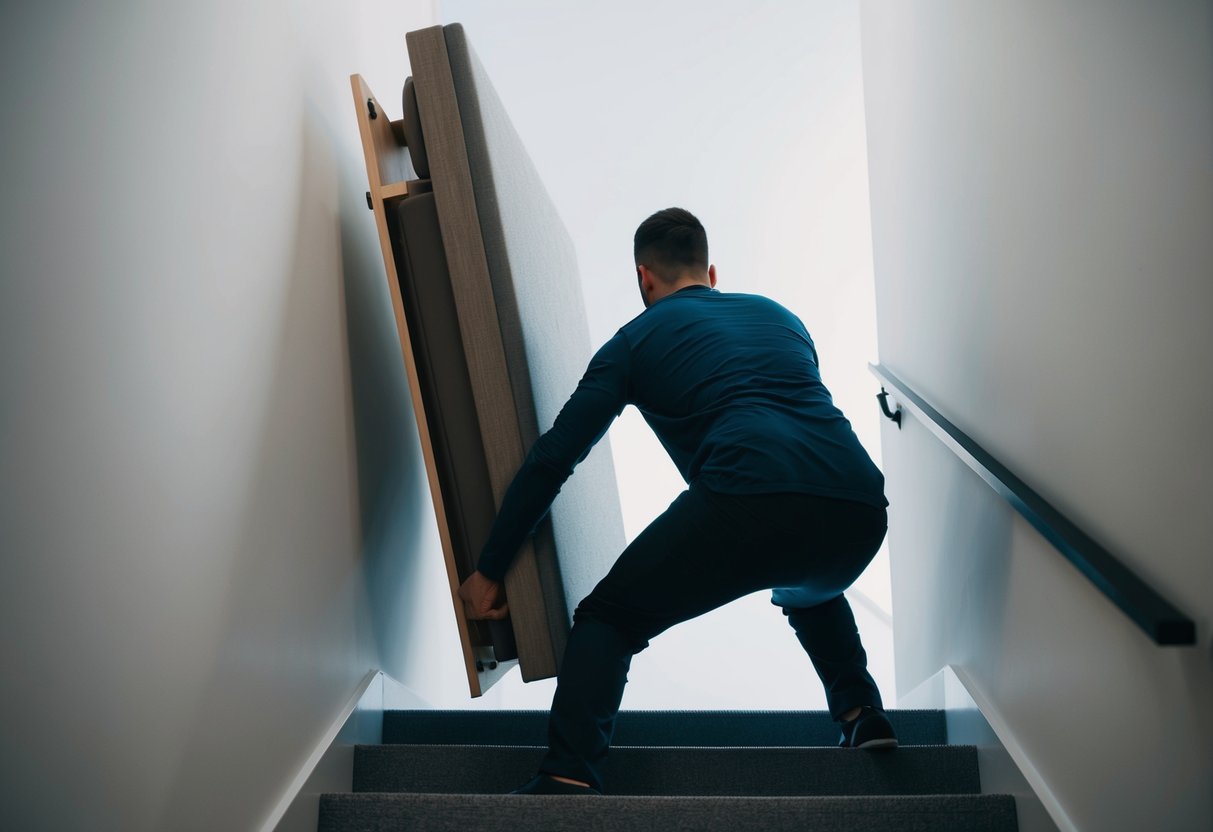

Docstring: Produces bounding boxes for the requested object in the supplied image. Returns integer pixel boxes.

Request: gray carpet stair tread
[353,744,979,796]
[319,792,1018,832]
[383,708,947,746]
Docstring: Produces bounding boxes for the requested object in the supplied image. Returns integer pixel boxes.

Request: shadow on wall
[335,123,438,687]
[940,452,1015,668]
[889,411,1014,694]
[153,101,435,828]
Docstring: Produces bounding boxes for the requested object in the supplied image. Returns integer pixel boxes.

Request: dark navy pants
[539,484,888,792]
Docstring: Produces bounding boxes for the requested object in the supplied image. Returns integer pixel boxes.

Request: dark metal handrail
[870,362,1196,646]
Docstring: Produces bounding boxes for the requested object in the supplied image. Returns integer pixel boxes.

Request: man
[458,207,894,796]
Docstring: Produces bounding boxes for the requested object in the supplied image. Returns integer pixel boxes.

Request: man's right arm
[475,332,632,582]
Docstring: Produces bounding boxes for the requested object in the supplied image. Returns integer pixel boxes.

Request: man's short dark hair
[634,207,708,281]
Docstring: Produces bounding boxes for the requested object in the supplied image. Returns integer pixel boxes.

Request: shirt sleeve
[475,331,632,581]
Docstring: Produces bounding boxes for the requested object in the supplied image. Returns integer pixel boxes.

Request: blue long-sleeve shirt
[476,284,887,581]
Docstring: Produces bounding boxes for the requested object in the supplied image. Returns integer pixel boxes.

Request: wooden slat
[380,181,411,200]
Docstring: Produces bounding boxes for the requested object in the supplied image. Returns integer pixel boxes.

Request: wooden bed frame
[350,73,511,696]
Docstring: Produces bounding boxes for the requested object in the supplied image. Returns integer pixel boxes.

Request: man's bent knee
[571,600,653,655]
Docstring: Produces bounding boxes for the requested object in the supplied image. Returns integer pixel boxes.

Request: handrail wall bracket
[877,387,902,428]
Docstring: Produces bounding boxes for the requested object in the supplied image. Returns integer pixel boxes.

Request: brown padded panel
[387,192,515,660]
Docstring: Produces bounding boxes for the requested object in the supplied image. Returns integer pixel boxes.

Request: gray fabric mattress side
[442,23,627,622]
[407,24,563,680]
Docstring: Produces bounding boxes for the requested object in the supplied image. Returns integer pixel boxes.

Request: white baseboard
[900,665,1072,832]
[259,669,434,832]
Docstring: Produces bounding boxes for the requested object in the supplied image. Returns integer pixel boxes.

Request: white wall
[442,0,895,712]
[0,3,477,830]
[860,1,1212,828]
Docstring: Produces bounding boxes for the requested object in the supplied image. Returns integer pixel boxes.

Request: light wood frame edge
[350,72,493,698]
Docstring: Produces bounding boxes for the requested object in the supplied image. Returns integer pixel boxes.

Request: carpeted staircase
[318,709,1018,830]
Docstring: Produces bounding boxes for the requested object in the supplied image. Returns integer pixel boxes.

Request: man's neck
[651,275,711,304]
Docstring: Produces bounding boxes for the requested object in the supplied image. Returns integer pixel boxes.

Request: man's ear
[638,264,656,294]
[708,264,718,288]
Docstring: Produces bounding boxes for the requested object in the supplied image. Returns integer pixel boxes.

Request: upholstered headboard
[353,24,625,694]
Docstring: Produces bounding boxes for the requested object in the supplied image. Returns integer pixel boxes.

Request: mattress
[355,23,626,691]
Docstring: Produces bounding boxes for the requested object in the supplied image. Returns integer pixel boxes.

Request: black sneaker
[839,706,899,749]
[510,774,602,795]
